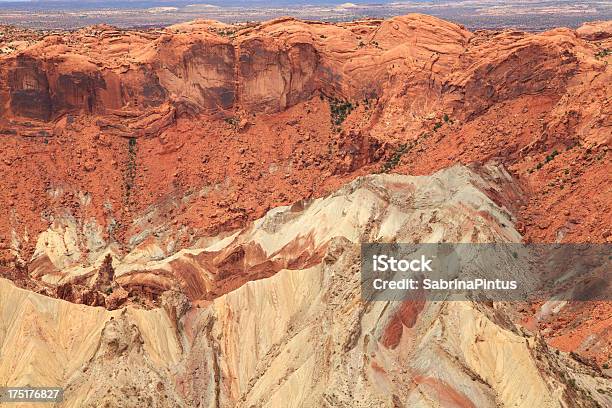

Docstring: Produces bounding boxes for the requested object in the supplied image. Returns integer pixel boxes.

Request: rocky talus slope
[1,164,609,407]
[0,13,610,406]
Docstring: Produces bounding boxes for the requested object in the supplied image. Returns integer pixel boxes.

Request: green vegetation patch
[380,143,408,173]
[224,116,239,127]
[328,98,354,130]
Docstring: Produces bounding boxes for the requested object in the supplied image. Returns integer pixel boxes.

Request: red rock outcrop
[0,14,610,367]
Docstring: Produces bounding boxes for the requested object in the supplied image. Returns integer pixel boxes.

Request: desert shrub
[224,117,239,127]
[329,98,354,129]
[380,144,408,173]
[545,149,559,163]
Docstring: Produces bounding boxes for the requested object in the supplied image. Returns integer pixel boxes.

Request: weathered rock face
[155,38,236,111]
[6,56,51,120]
[0,166,609,407]
[461,41,577,118]
[0,14,594,123]
[238,39,320,112]
[0,19,323,121]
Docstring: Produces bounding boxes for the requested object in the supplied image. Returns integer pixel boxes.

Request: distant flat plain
[0,0,610,31]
